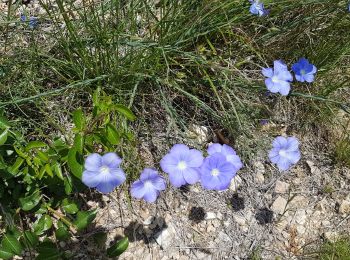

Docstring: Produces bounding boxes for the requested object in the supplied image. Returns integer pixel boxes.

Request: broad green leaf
[7,157,24,175]
[23,231,39,249]
[37,151,49,163]
[64,174,73,195]
[61,198,78,214]
[0,129,8,145]
[55,226,70,241]
[114,104,136,121]
[25,141,47,151]
[36,241,62,260]
[72,108,85,131]
[0,116,10,129]
[34,215,53,235]
[2,234,22,255]
[73,210,97,231]
[106,124,120,145]
[67,134,83,179]
[19,190,42,211]
[0,247,13,259]
[107,237,129,257]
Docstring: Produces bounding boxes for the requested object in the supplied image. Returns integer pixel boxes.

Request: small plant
[319,237,350,260]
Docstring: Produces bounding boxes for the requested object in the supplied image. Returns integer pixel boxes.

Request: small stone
[102,195,110,202]
[143,216,154,225]
[324,231,339,243]
[186,124,209,145]
[322,220,330,227]
[59,241,66,248]
[339,199,350,214]
[274,181,290,193]
[206,224,216,233]
[216,212,223,220]
[255,172,265,184]
[271,196,287,215]
[233,215,246,226]
[205,212,216,220]
[87,201,97,208]
[296,225,306,235]
[294,209,307,225]
[229,175,243,192]
[155,224,176,249]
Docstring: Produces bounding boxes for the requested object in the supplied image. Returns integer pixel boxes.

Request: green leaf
[106,124,120,145]
[36,241,62,260]
[64,174,73,195]
[37,151,49,163]
[0,115,10,129]
[55,226,70,241]
[23,231,39,249]
[72,108,85,131]
[73,210,97,231]
[114,104,136,121]
[2,234,22,255]
[67,134,84,179]
[34,215,53,235]
[0,247,13,259]
[61,198,78,214]
[25,141,47,151]
[107,237,129,257]
[53,162,64,180]
[0,129,8,145]
[19,190,42,211]
[7,157,24,176]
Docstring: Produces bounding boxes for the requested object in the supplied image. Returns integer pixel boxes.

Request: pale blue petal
[143,189,158,203]
[102,152,122,169]
[183,168,200,184]
[262,68,273,78]
[130,180,146,199]
[287,150,301,164]
[276,157,292,171]
[84,153,102,171]
[208,143,223,155]
[269,148,281,163]
[186,149,204,167]
[222,144,237,156]
[96,169,126,193]
[272,136,288,149]
[151,176,166,191]
[168,170,186,187]
[295,74,305,82]
[304,74,315,83]
[170,144,189,157]
[274,60,288,72]
[278,81,291,96]
[286,137,299,151]
[140,168,158,181]
[265,78,280,93]
[82,170,101,188]
[160,153,179,174]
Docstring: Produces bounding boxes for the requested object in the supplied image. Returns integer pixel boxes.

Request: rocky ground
[59,118,350,260]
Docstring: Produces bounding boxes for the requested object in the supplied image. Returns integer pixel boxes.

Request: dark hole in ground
[230,193,245,211]
[180,184,191,194]
[188,206,206,223]
[124,217,167,244]
[255,208,274,225]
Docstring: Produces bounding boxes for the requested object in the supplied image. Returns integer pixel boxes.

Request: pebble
[339,199,350,214]
[205,212,216,220]
[271,196,287,215]
[274,181,290,193]
[229,175,243,192]
[155,223,176,249]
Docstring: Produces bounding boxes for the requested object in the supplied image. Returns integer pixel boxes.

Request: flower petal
[278,81,291,96]
[84,153,102,171]
[183,168,200,184]
[276,157,292,171]
[272,136,288,148]
[304,73,315,83]
[265,78,279,93]
[151,176,166,191]
[186,149,204,167]
[143,189,159,203]
[286,137,299,151]
[82,170,101,188]
[268,148,281,163]
[287,150,301,164]
[160,153,179,174]
[170,144,189,157]
[140,168,159,181]
[130,180,146,199]
[95,168,126,193]
[102,152,122,169]
[208,143,223,155]
[262,68,273,78]
[168,170,186,187]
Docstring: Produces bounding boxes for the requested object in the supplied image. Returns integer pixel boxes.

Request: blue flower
[207,143,243,171]
[82,153,126,193]
[262,60,293,96]
[20,14,26,22]
[160,144,204,187]
[292,58,317,83]
[200,153,237,190]
[268,136,301,171]
[29,17,38,29]
[130,168,166,203]
[249,0,269,16]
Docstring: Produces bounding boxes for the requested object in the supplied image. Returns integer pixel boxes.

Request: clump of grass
[319,237,350,260]
[335,135,350,167]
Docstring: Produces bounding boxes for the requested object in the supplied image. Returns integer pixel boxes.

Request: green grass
[0,0,349,158]
[319,237,350,260]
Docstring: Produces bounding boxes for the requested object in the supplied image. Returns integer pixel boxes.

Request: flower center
[211,168,220,177]
[300,69,306,75]
[177,161,187,170]
[278,149,287,157]
[100,166,110,175]
[144,181,153,188]
[271,75,279,83]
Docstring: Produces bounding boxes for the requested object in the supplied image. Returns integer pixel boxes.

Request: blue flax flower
[160,144,204,187]
[262,60,293,96]
[268,136,301,171]
[249,0,269,16]
[292,58,317,83]
[200,153,237,190]
[82,153,126,193]
[130,168,166,203]
[29,17,38,29]
[208,143,243,171]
